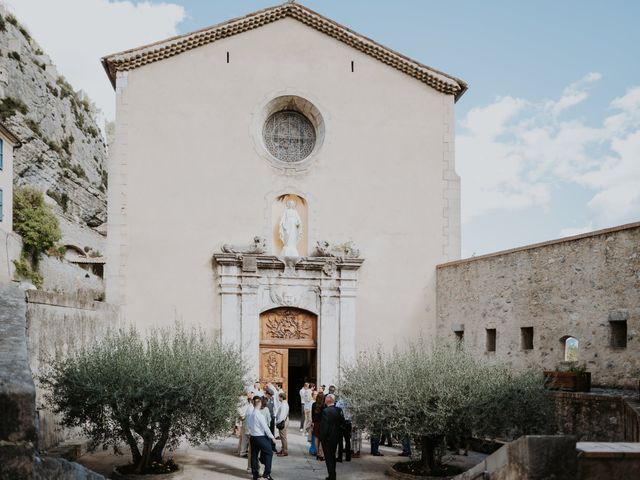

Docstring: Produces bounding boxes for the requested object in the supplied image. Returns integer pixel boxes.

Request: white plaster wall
[0,134,13,232]
[106,18,460,350]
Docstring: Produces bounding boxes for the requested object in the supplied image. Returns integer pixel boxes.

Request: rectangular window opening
[610,321,627,349]
[226,51,230,63]
[454,330,464,349]
[351,60,354,72]
[521,327,534,350]
[486,328,496,352]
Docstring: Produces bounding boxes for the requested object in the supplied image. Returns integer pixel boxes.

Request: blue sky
[10,0,640,256]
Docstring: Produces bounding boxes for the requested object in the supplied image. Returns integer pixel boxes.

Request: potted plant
[544,361,591,392]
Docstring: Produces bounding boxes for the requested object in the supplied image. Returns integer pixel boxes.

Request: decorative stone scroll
[314,240,360,259]
[221,236,267,254]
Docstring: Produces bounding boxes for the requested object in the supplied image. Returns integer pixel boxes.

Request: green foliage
[0,96,28,121]
[341,342,552,473]
[8,51,21,62]
[13,256,43,288]
[24,118,42,137]
[46,245,67,260]
[39,324,247,473]
[69,163,87,179]
[47,189,69,213]
[6,14,17,27]
[61,135,74,156]
[13,186,61,266]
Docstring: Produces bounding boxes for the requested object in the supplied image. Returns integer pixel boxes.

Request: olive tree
[341,342,551,475]
[39,324,247,474]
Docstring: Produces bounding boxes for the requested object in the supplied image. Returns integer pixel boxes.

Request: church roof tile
[101,2,467,101]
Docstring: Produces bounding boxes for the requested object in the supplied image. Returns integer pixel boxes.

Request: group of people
[235,381,359,480]
[236,382,289,480]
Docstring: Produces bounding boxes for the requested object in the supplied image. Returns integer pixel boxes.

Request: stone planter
[544,371,591,392]
[111,464,183,479]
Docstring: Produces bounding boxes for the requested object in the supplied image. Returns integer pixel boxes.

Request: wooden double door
[259,307,317,399]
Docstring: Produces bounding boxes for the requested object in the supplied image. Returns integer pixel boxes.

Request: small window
[521,327,534,350]
[562,336,579,361]
[610,321,627,349]
[486,328,496,352]
[454,330,464,349]
[0,138,4,169]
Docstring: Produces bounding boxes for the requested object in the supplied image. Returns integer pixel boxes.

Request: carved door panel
[260,348,288,395]
[260,308,317,348]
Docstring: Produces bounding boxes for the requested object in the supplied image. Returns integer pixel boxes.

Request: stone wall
[0,229,21,285]
[25,290,118,449]
[0,285,104,480]
[437,222,640,388]
[551,391,640,442]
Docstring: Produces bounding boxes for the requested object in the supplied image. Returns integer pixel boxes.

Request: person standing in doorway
[276,392,290,456]
[247,396,276,480]
[319,394,346,480]
[299,383,310,431]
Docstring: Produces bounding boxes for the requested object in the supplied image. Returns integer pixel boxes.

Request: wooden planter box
[544,371,591,392]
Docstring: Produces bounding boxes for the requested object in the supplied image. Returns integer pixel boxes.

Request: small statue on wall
[221,236,267,254]
[279,200,302,257]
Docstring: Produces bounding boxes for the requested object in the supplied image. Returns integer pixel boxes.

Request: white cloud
[3,0,186,122]
[458,75,640,229]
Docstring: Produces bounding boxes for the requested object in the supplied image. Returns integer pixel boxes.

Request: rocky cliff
[0,6,107,247]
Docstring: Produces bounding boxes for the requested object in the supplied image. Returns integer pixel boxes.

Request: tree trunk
[420,436,436,473]
[136,432,155,473]
[150,422,171,464]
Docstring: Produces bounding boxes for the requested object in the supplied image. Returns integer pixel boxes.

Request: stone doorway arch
[259,307,317,400]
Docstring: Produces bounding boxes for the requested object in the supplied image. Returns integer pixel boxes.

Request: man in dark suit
[319,394,345,480]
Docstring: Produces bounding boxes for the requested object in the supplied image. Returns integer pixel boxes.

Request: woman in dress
[311,392,325,461]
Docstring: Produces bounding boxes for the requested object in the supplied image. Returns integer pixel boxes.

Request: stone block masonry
[0,285,105,479]
[436,222,640,388]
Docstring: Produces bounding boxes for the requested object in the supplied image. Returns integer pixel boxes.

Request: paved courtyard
[77,426,406,479]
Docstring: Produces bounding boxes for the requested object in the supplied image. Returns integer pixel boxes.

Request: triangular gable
[101,2,467,101]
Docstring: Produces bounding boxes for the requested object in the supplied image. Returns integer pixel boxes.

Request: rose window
[263,111,316,163]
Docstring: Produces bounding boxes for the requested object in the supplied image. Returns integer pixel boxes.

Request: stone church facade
[102,2,466,390]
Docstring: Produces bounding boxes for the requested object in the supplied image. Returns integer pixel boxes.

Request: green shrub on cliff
[13,186,61,266]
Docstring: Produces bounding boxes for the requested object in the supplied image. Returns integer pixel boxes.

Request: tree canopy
[341,342,552,475]
[39,324,247,474]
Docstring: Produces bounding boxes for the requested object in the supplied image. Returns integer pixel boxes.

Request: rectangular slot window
[0,138,3,169]
[521,327,534,350]
[486,328,496,352]
[454,330,464,343]
[610,321,627,348]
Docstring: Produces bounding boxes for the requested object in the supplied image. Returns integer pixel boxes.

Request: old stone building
[437,222,640,388]
[101,2,466,392]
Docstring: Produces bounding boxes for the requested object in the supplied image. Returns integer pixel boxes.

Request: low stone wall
[551,391,640,442]
[25,290,118,449]
[437,222,640,388]
[455,435,578,480]
[0,285,105,480]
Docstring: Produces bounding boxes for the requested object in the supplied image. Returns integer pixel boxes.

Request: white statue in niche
[279,200,302,257]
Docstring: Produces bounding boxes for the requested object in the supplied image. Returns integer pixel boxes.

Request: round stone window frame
[253,94,326,171]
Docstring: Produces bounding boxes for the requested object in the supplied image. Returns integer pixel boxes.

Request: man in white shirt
[247,396,276,480]
[275,392,290,456]
[298,383,308,431]
[237,393,252,457]
[300,383,313,434]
